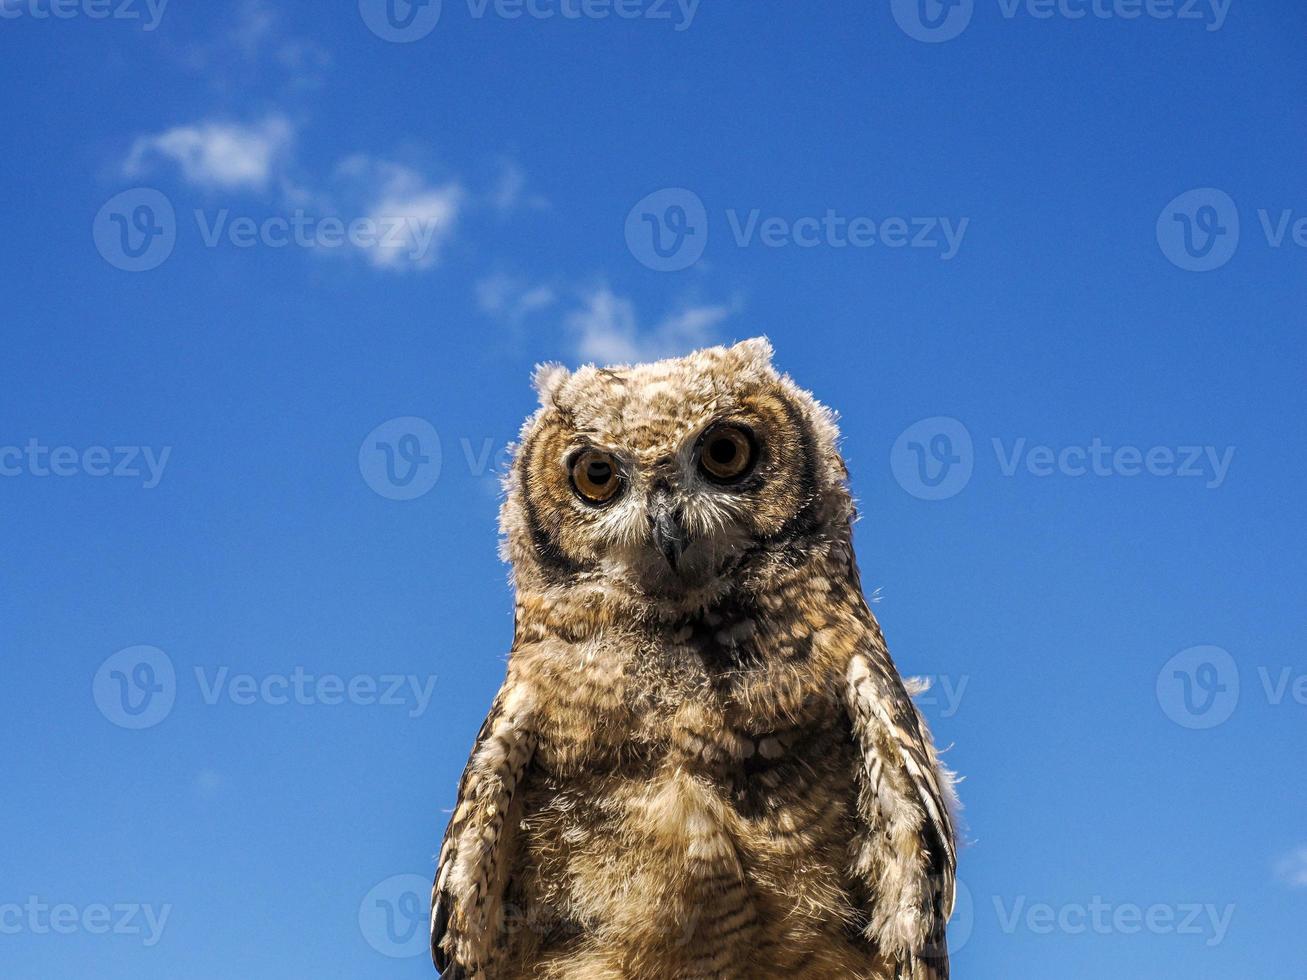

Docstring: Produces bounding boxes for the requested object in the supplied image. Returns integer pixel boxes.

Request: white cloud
[334,157,463,271]
[120,119,465,271]
[488,160,548,215]
[477,274,557,325]
[126,116,294,192]
[564,287,738,364]
[1276,847,1307,888]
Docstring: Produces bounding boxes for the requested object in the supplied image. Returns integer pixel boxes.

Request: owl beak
[649,501,689,571]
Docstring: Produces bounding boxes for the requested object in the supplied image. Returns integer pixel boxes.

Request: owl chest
[523,628,856,918]
[520,711,861,968]
[533,674,818,779]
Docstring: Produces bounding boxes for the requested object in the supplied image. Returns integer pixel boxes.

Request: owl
[430,339,959,980]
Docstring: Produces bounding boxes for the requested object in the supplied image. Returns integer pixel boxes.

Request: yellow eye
[698,425,757,483]
[570,449,624,504]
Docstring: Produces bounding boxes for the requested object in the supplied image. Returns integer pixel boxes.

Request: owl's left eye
[570,449,624,505]
[697,424,758,484]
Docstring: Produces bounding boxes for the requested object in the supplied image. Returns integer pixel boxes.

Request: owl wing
[845,631,959,980]
[431,677,537,978]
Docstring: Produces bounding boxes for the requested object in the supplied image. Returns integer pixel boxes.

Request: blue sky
[2,0,1305,976]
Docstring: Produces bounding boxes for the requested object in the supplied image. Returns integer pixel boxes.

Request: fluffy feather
[431,339,960,979]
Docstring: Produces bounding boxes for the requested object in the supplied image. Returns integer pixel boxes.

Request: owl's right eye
[570,449,624,505]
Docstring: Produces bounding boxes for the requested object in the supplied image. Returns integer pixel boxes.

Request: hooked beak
[649,499,689,571]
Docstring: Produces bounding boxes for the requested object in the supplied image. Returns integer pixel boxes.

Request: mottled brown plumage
[432,339,959,979]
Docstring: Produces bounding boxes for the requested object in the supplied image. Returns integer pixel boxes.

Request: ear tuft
[729,336,775,372]
[532,362,571,407]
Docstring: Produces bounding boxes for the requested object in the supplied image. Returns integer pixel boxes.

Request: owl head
[501,339,854,610]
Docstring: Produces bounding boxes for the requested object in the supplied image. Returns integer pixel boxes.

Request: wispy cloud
[113,0,537,276]
[121,119,466,271]
[229,0,276,58]
[1276,847,1307,888]
[334,157,463,271]
[488,159,549,216]
[476,274,558,325]
[276,38,334,91]
[169,0,332,93]
[564,287,739,364]
[125,116,294,192]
